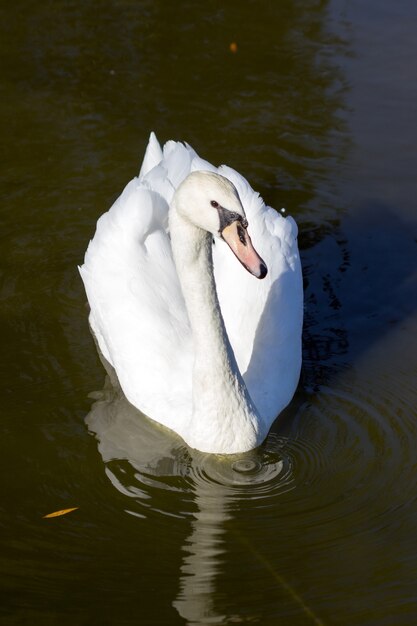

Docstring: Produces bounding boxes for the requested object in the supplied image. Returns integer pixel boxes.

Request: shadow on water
[301,201,417,392]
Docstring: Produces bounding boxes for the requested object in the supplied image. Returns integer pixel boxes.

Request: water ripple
[86,357,417,546]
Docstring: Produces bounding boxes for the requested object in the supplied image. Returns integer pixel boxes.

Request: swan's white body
[80,133,303,454]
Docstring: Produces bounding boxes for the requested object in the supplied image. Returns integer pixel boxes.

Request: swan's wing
[213,165,303,423]
[80,133,219,436]
[80,173,193,433]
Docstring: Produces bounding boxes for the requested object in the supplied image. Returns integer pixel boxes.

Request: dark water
[1,1,417,624]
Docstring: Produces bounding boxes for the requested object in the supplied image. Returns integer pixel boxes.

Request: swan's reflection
[86,378,291,624]
[86,379,232,624]
[172,480,230,624]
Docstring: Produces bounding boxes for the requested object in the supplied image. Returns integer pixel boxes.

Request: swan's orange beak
[222,221,268,279]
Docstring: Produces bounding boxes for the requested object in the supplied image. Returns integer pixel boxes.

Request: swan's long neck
[169,206,263,453]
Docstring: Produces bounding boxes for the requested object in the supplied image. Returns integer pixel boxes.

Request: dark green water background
[1,1,417,624]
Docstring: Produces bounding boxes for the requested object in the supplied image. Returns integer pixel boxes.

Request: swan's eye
[210,200,219,208]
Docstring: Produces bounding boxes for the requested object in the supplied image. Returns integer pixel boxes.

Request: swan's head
[174,171,267,279]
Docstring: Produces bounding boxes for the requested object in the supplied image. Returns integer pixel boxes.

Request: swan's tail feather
[139,132,163,179]
[162,140,194,188]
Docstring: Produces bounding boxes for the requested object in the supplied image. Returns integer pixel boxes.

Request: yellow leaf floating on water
[43,507,79,519]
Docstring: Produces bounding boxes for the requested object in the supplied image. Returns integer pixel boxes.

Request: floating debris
[43,507,79,519]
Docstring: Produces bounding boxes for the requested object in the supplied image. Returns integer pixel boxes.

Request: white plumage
[80,133,303,453]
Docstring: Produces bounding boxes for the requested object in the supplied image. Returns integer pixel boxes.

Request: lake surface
[1,1,417,624]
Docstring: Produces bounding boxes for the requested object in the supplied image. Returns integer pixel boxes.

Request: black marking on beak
[217,206,248,235]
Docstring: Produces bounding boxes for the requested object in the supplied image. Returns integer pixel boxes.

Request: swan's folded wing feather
[80,180,193,432]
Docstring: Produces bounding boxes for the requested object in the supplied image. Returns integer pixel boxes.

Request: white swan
[80,133,303,454]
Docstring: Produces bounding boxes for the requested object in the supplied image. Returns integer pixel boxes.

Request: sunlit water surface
[1,1,417,624]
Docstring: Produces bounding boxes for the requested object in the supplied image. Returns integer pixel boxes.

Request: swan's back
[80,133,303,438]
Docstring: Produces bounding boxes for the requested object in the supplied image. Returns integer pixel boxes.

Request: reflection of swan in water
[86,379,289,624]
[87,380,328,624]
[172,491,229,624]
[86,382,230,623]
[86,378,184,489]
